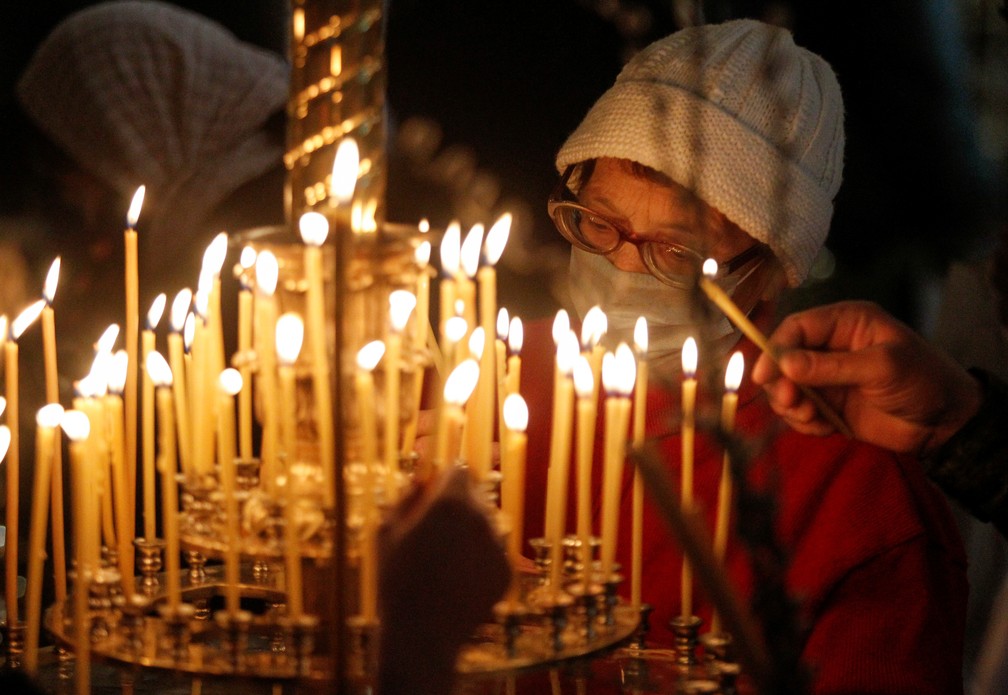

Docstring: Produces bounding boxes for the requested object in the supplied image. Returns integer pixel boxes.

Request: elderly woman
[518,19,966,694]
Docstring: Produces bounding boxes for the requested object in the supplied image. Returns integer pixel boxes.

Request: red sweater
[518,317,967,694]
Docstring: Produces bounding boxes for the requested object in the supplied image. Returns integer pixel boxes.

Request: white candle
[142,294,166,541]
[681,336,698,618]
[631,317,649,608]
[24,403,63,674]
[300,211,337,509]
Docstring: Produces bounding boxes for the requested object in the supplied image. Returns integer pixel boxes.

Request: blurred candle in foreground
[168,289,193,477]
[276,314,305,619]
[236,246,256,460]
[24,403,63,674]
[62,409,93,695]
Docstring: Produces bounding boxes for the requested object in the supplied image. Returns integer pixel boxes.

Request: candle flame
[202,232,229,277]
[96,324,120,353]
[468,326,485,359]
[444,359,480,407]
[0,425,10,461]
[682,336,698,378]
[299,211,330,246]
[194,288,210,320]
[108,350,129,394]
[702,258,718,278]
[239,246,257,269]
[573,355,594,399]
[74,374,103,399]
[11,299,45,340]
[496,308,509,342]
[460,223,484,278]
[552,309,570,346]
[146,293,167,330]
[445,316,468,344]
[508,317,524,354]
[127,185,146,228]
[255,250,279,296]
[356,340,385,372]
[170,289,193,332]
[602,351,617,394]
[483,212,512,266]
[0,396,5,418]
[440,221,461,276]
[275,313,305,365]
[330,137,360,204]
[389,290,417,332]
[37,403,65,429]
[502,393,529,433]
[419,219,430,234]
[218,368,243,396]
[634,317,648,355]
[60,410,91,442]
[146,350,173,388]
[0,316,6,346]
[581,306,607,349]
[415,240,432,267]
[43,257,61,305]
[556,330,579,376]
[725,350,744,392]
[183,313,195,352]
[615,342,637,396]
[453,298,464,317]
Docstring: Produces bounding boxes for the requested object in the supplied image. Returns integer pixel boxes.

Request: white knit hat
[556,19,844,286]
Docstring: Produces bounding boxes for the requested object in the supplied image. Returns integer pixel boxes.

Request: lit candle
[355,341,385,498]
[24,403,63,674]
[300,211,336,509]
[355,342,384,622]
[61,410,93,695]
[386,291,416,495]
[124,186,145,528]
[236,246,257,460]
[190,289,212,477]
[710,351,743,635]
[168,289,194,477]
[599,344,636,580]
[580,306,607,403]
[5,299,45,625]
[501,393,528,603]
[142,294,166,541]
[218,368,243,615]
[473,213,510,480]
[506,316,523,398]
[458,223,483,333]
[276,314,305,470]
[572,356,597,592]
[631,318,649,609]
[438,221,461,355]
[401,237,433,456]
[680,336,698,618]
[698,258,852,437]
[276,314,305,619]
[41,258,67,603]
[545,330,578,590]
[147,351,182,611]
[255,251,281,491]
[435,359,480,466]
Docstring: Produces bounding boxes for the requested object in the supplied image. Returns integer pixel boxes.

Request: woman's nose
[606,242,649,273]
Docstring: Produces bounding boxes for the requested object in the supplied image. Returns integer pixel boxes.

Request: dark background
[0,0,1005,327]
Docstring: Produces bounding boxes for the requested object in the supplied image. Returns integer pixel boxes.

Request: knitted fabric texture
[556,19,845,286]
[17,1,288,257]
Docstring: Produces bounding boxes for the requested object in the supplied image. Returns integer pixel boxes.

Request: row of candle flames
[1,137,751,686]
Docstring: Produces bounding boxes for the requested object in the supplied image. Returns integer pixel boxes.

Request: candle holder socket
[133,537,166,596]
[669,614,703,669]
[2,621,26,671]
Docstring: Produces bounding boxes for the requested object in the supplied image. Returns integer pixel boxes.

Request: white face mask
[568,248,754,375]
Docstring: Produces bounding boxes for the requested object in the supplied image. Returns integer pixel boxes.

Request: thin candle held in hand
[698,258,852,437]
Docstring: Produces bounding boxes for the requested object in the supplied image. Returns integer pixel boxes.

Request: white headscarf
[17,1,288,260]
